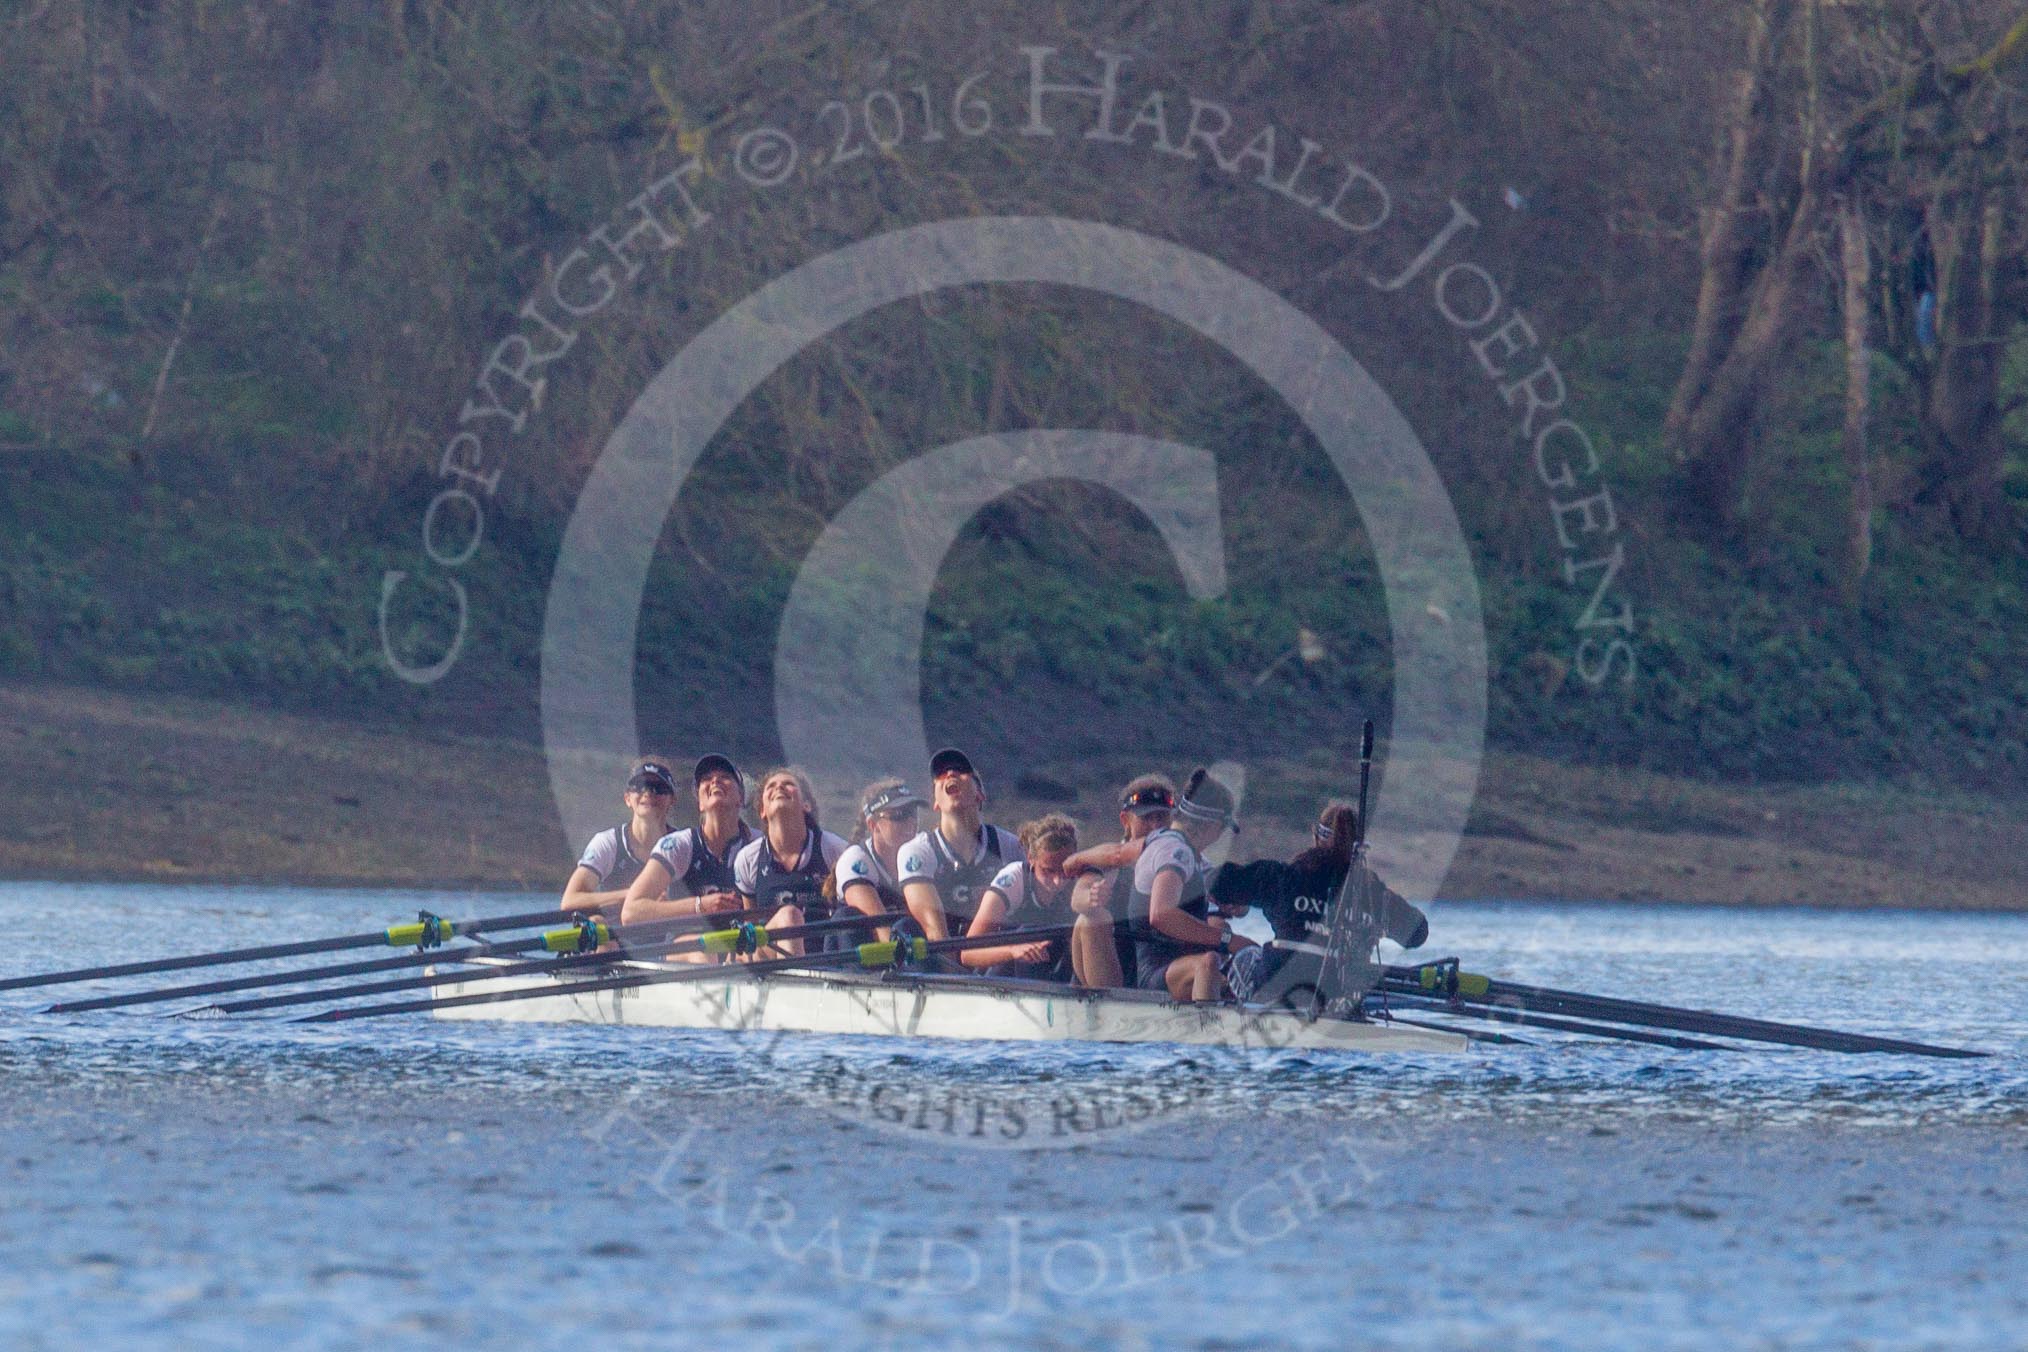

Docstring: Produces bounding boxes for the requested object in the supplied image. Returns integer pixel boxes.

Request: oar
[1380,989,1732,1050]
[1377,1013,1533,1046]
[0,906,569,994]
[208,911,898,1016]
[1385,961,1987,1058]
[45,906,776,1014]
[297,924,1077,1023]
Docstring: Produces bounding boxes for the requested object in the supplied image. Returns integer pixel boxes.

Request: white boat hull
[429,963,1469,1055]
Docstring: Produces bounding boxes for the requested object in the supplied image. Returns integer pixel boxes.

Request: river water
[0,882,2022,1350]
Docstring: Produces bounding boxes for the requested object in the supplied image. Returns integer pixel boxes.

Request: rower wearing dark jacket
[1210,800,1429,1007]
[897,748,1019,942]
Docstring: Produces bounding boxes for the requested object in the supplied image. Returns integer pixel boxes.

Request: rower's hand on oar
[1007,940,1055,963]
[698,891,742,915]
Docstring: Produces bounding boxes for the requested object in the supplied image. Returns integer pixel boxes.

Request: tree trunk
[1838,198,1873,597]
[1675,178,1821,525]
[1923,194,2008,541]
[1665,0,1796,452]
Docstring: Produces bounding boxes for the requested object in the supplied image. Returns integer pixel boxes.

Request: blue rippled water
[1,882,2023,1350]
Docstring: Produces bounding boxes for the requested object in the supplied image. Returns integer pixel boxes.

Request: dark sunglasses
[632,783,675,797]
[875,807,918,823]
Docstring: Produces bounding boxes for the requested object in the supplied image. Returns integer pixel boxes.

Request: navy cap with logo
[628,761,678,795]
[861,783,927,818]
[1121,783,1177,815]
[692,753,745,800]
[928,747,981,791]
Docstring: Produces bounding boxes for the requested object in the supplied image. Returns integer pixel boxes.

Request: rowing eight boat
[426,959,1472,1054]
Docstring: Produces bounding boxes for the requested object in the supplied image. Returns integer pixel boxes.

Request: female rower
[561,759,682,915]
[1129,767,1255,1003]
[962,814,1081,982]
[834,779,925,922]
[1211,800,1429,1008]
[620,755,757,938]
[896,748,1019,942]
[733,767,852,957]
[1059,774,1179,989]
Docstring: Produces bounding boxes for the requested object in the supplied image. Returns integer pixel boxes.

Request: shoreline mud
[4,681,2023,910]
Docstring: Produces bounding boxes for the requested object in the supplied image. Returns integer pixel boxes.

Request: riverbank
[2,681,2022,908]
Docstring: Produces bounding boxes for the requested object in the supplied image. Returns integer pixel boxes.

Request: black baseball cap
[861,783,926,818]
[692,753,745,799]
[929,747,981,789]
[628,761,678,794]
[1121,783,1177,815]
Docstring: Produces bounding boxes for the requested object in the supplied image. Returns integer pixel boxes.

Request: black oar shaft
[1469,978,1979,1058]
[1385,967,1986,1059]
[216,911,889,1015]
[0,906,567,993]
[299,925,1075,1024]
[47,907,775,1014]
[1383,990,1732,1050]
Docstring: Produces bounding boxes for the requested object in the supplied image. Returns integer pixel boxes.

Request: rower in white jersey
[1060,774,1180,989]
[896,747,1020,942]
[963,813,1081,983]
[732,766,851,957]
[561,759,681,916]
[621,754,756,948]
[834,778,925,925]
[1130,767,1255,1002]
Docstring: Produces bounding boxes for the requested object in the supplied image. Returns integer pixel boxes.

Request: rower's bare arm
[1065,839,1142,876]
[618,860,689,926]
[840,880,885,918]
[961,890,1014,968]
[1071,872,1114,916]
[560,866,630,912]
[902,879,951,942]
[1149,871,1243,948]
